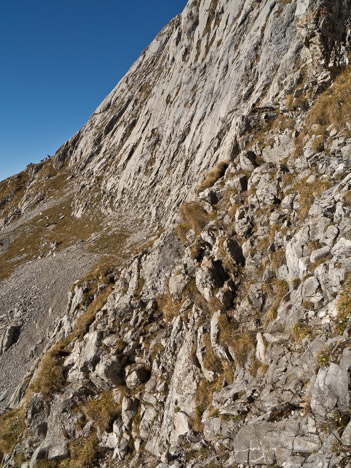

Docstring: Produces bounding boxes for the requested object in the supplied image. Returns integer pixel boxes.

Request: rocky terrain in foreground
[1,0,351,466]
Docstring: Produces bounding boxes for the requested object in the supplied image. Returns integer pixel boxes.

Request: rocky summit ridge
[1,0,351,466]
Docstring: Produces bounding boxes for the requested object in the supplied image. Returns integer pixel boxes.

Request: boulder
[125,365,150,389]
[121,396,139,427]
[224,238,245,266]
[226,174,248,193]
[239,151,257,172]
[25,393,49,441]
[0,325,21,355]
[310,246,330,264]
[92,354,123,388]
[195,258,227,300]
[311,363,350,417]
[169,273,188,301]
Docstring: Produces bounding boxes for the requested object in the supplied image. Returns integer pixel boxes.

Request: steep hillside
[1,0,351,467]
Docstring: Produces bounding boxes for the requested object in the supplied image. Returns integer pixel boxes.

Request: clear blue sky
[0,0,187,182]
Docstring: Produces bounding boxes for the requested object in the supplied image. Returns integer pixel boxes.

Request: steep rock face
[1,0,351,467]
[53,0,350,225]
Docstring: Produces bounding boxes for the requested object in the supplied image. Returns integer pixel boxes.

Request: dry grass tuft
[29,262,115,401]
[263,279,289,327]
[202,332,222,373]
[179,202,211,236]
[318,346,332,367]
[291,178,332,220]
[231,333,256,367]
[249,358,268,377]
[295,64,351,154]
[191,379,219,432]
[60,432,99,468]
[343,190,351,206]
[82,392,122,433]
[306,65,351,133]
[197,161,229,194]
[156,292,181,323]
[30,340,70,400]
[0,408,25,460]
[203,0,219,37]
[217,315,255,367]
[334,274,351,335]
[74,283,114,340]
[291,321,313,342]
[271,249,286,273]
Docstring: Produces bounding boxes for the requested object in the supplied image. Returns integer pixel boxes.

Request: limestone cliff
[1,0,351,467]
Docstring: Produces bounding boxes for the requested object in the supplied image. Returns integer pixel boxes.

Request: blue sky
[0,0,187,182]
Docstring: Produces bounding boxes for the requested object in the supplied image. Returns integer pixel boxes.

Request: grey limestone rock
[168,273,188,301]
[224,238,245,266]
[121,396,139,427]
[92,354,123,389]
[311,363,350,417]
[310,246,331,263]
[125,365,150,390]
[25,393,49,441]
[0,325,20,356]
[3,0,351,467]
[195,257,227,301]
